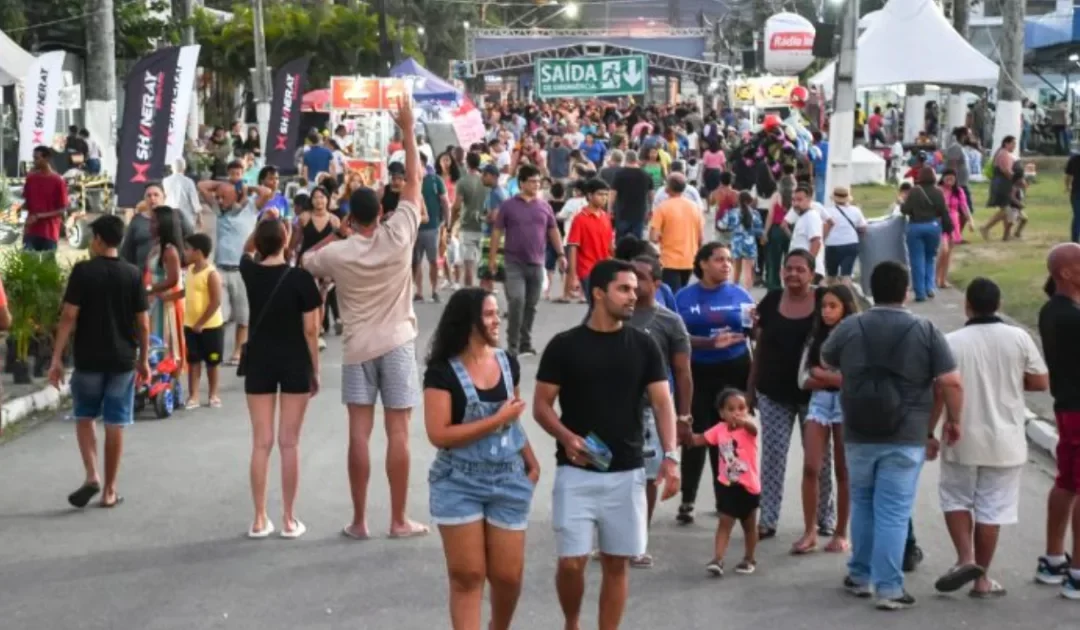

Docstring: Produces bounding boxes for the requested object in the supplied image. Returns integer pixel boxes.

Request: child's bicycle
[134,335,185,419]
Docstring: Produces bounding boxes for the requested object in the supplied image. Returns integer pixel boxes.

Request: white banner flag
[166,44,201,166]
[18,50,65,162]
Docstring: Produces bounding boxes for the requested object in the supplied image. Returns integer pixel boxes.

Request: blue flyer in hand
[584,432,612,471]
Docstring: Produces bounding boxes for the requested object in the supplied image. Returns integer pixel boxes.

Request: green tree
[0,0,176,57]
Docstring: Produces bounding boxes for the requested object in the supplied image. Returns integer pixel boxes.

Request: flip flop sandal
[630,553,654,569]
[968,580,1007,599]
[341,525,370,541]
[209,398,223,409]
[67,482,101,508]
[248,520,275,539]
[99,495,125,508]
[389,522,430,539]
[935,563,985,593]
[676,504,695,525]
[758,527,777,540]
[224,358,241,367]
[184,400,201,410]
[280,519,307,539]
[791,538,818,555]
[824,538,851,553]
[735,560,756,575]
[706,559,724,577]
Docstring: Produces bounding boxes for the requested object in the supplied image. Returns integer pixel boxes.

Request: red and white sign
[763,12,816,74]
[18,51,65,162]
[452,98,486,148]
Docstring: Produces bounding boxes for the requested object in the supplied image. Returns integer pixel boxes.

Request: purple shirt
[494,195,556,266]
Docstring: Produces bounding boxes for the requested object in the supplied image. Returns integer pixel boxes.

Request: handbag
[913,186,954,236]
[237,267,291,377]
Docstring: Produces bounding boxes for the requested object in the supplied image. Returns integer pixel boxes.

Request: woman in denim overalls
[423,288,540,630]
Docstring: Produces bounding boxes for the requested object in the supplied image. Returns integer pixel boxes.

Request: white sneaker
[318,337,327,350]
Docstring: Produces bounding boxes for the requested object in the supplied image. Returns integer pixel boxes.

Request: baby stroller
[134,335,185,419]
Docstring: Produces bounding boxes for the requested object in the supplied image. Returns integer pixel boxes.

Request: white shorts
[460,230,484,264]
[219,268,250,326]
[552,466,647,558]
[938,461,1023,525]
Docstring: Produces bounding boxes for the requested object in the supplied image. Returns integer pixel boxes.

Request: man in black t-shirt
[48,215,150,510]
[609,150,654,240]
[534,258,680,629]
[1035,243,1080,594]
[1064,153,1080,243]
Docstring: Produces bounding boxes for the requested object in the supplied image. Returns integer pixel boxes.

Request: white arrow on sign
[623,59,643,87]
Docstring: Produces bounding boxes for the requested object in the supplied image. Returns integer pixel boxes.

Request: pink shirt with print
[703,423,761,495]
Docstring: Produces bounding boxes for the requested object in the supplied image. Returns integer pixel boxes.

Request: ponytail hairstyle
[737,190,755,231]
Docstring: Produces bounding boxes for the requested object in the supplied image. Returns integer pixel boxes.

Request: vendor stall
[328,76,411,184]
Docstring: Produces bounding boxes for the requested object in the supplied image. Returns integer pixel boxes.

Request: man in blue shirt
[415,153,449,302]
[811,131,829,204]
[301,133,333,182]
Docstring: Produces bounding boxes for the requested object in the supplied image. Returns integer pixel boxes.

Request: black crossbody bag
[237,268,291,377]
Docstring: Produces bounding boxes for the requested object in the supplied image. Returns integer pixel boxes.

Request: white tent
[808,0,998,99]
[851,146,886,185]
[0,29,33,86]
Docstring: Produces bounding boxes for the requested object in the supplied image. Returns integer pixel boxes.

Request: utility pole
[175,0,199,158]
[85,0,117,177]
[824,0,858,196]
[252,0,271,156]
[991,0,1024,155]
[945,0,970,132]
[375,0,393,76]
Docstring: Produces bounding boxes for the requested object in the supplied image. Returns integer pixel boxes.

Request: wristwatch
[676,414,693,424]
[663,450,681,464]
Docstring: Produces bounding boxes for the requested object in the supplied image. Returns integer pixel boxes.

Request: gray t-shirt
[455,173,488,233]
[628,303,691,376]
[821,307,956,446]
[945,142,970,186]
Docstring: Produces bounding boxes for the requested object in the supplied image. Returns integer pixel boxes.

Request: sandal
[824,537,850,553]
[706,559,724,577]
[676,503,695,525]
[99,495,125,508]
[341,525,370,541]
[758,526,777,540]
[208,398,223,409]
[389,520,430,539]
[248,520,276,539]
[184,399,201,410]
[791,535,818,555]
[67,482,101,508]
[630,553,654,569]
[224,357,241,367]
[735,559,756,575]
[280,519,307,539]
[969,579,1007,598]
[935,563,985,593]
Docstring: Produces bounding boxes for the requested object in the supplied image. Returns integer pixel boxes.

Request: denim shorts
[807,389,843,426]
[70,370,136,426]
[428,455,535,531]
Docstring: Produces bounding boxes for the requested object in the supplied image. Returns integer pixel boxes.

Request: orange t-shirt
[649,197,703,271]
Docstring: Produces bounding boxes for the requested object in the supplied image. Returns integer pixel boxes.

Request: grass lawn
[852,172,1072,328]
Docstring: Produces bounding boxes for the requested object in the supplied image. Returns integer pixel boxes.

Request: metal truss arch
[472,43,717,82]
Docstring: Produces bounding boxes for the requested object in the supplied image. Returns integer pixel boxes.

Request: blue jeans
[1072,196,1080,243]
[845,443,925,599]
[23,235,58,252]
[905,220,940,300]
[814,173,826,204]
[614,219,644,241]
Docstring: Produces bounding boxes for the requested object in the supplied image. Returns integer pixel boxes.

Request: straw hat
[831,186,852,204]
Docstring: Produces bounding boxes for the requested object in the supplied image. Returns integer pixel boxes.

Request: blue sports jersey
[675,282,754,364]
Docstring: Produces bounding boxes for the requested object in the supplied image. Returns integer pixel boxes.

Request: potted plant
[0,250,67,385]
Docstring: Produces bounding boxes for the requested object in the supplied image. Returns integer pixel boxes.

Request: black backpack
[842,319,920,438]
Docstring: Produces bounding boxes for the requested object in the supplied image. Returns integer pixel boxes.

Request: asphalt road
[0,290,1075,630]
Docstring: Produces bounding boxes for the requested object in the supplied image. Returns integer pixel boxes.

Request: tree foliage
[193,3,422,88]
[0,0,176,58]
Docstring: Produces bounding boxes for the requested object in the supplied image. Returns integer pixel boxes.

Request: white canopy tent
[808,0,998,99]
[0,28,33,86]
[850,146,886,185]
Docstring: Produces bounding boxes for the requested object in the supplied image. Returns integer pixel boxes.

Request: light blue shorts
[428,455,535,531]
[70,370,136,426]
[807,389,843,426]
[552,466,648,558]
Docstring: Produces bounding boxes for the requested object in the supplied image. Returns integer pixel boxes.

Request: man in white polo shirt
[933,278,1048,597]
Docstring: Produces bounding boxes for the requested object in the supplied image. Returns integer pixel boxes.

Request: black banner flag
[116,46,181,208]
[265,57,311,173]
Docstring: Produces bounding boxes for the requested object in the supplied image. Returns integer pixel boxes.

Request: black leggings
[681,354,752,507]
[323,287,340,330]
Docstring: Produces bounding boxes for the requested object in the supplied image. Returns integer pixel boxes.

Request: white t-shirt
[784,201,826,226]
[653,186,704,211]
[943,322,1047,467]
[558,197,589,236]
[789,209,825,276]
[824,203,868,246]
[564,132,585,150]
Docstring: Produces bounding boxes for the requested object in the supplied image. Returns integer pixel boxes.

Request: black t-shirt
[424,354,521,425]
[1067,156,1080,200]
[239,256,322,369]
[611,166,654,223]
[1039,294,1080,411]
[63,256,148,372]
[755,288,823,405]
[537,325,667,472]
[550,199,567,234]
[731,157,756,191]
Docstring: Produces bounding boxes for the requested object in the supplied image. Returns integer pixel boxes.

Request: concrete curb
[0,379,71,435]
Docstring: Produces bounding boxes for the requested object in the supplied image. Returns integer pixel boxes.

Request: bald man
[1035,242,1080,598]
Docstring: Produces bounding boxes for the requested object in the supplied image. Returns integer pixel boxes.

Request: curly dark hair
[426,288,496,366]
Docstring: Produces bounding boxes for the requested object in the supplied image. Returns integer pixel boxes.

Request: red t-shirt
[566,209,613,281]
[23,171,68,242]
[868,113,883,134]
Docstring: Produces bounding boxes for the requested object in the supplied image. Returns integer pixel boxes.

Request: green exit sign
[535,55,648,99]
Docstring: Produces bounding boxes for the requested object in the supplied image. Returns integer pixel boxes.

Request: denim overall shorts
[428,350,536,531]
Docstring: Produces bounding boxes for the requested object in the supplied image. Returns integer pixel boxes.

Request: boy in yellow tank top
[183,234,225,408]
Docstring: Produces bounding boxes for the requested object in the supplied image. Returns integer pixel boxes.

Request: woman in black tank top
[292,187,341,335]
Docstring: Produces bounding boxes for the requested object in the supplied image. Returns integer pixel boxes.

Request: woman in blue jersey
[674,242,755,524]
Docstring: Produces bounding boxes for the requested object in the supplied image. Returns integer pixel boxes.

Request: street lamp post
[825,0,859,196]
[252,0,271,156]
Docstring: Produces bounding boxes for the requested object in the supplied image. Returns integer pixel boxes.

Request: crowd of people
[11,89,1080,630]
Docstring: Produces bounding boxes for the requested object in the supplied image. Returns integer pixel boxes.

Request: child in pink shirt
[681,388,761,577]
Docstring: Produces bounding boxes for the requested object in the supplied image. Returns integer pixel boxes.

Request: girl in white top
[822,187,868,285]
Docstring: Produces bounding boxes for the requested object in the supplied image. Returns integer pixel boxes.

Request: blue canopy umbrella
[389,57,461,102]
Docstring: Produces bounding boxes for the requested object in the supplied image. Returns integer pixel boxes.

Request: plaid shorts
[342,341,420,408]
